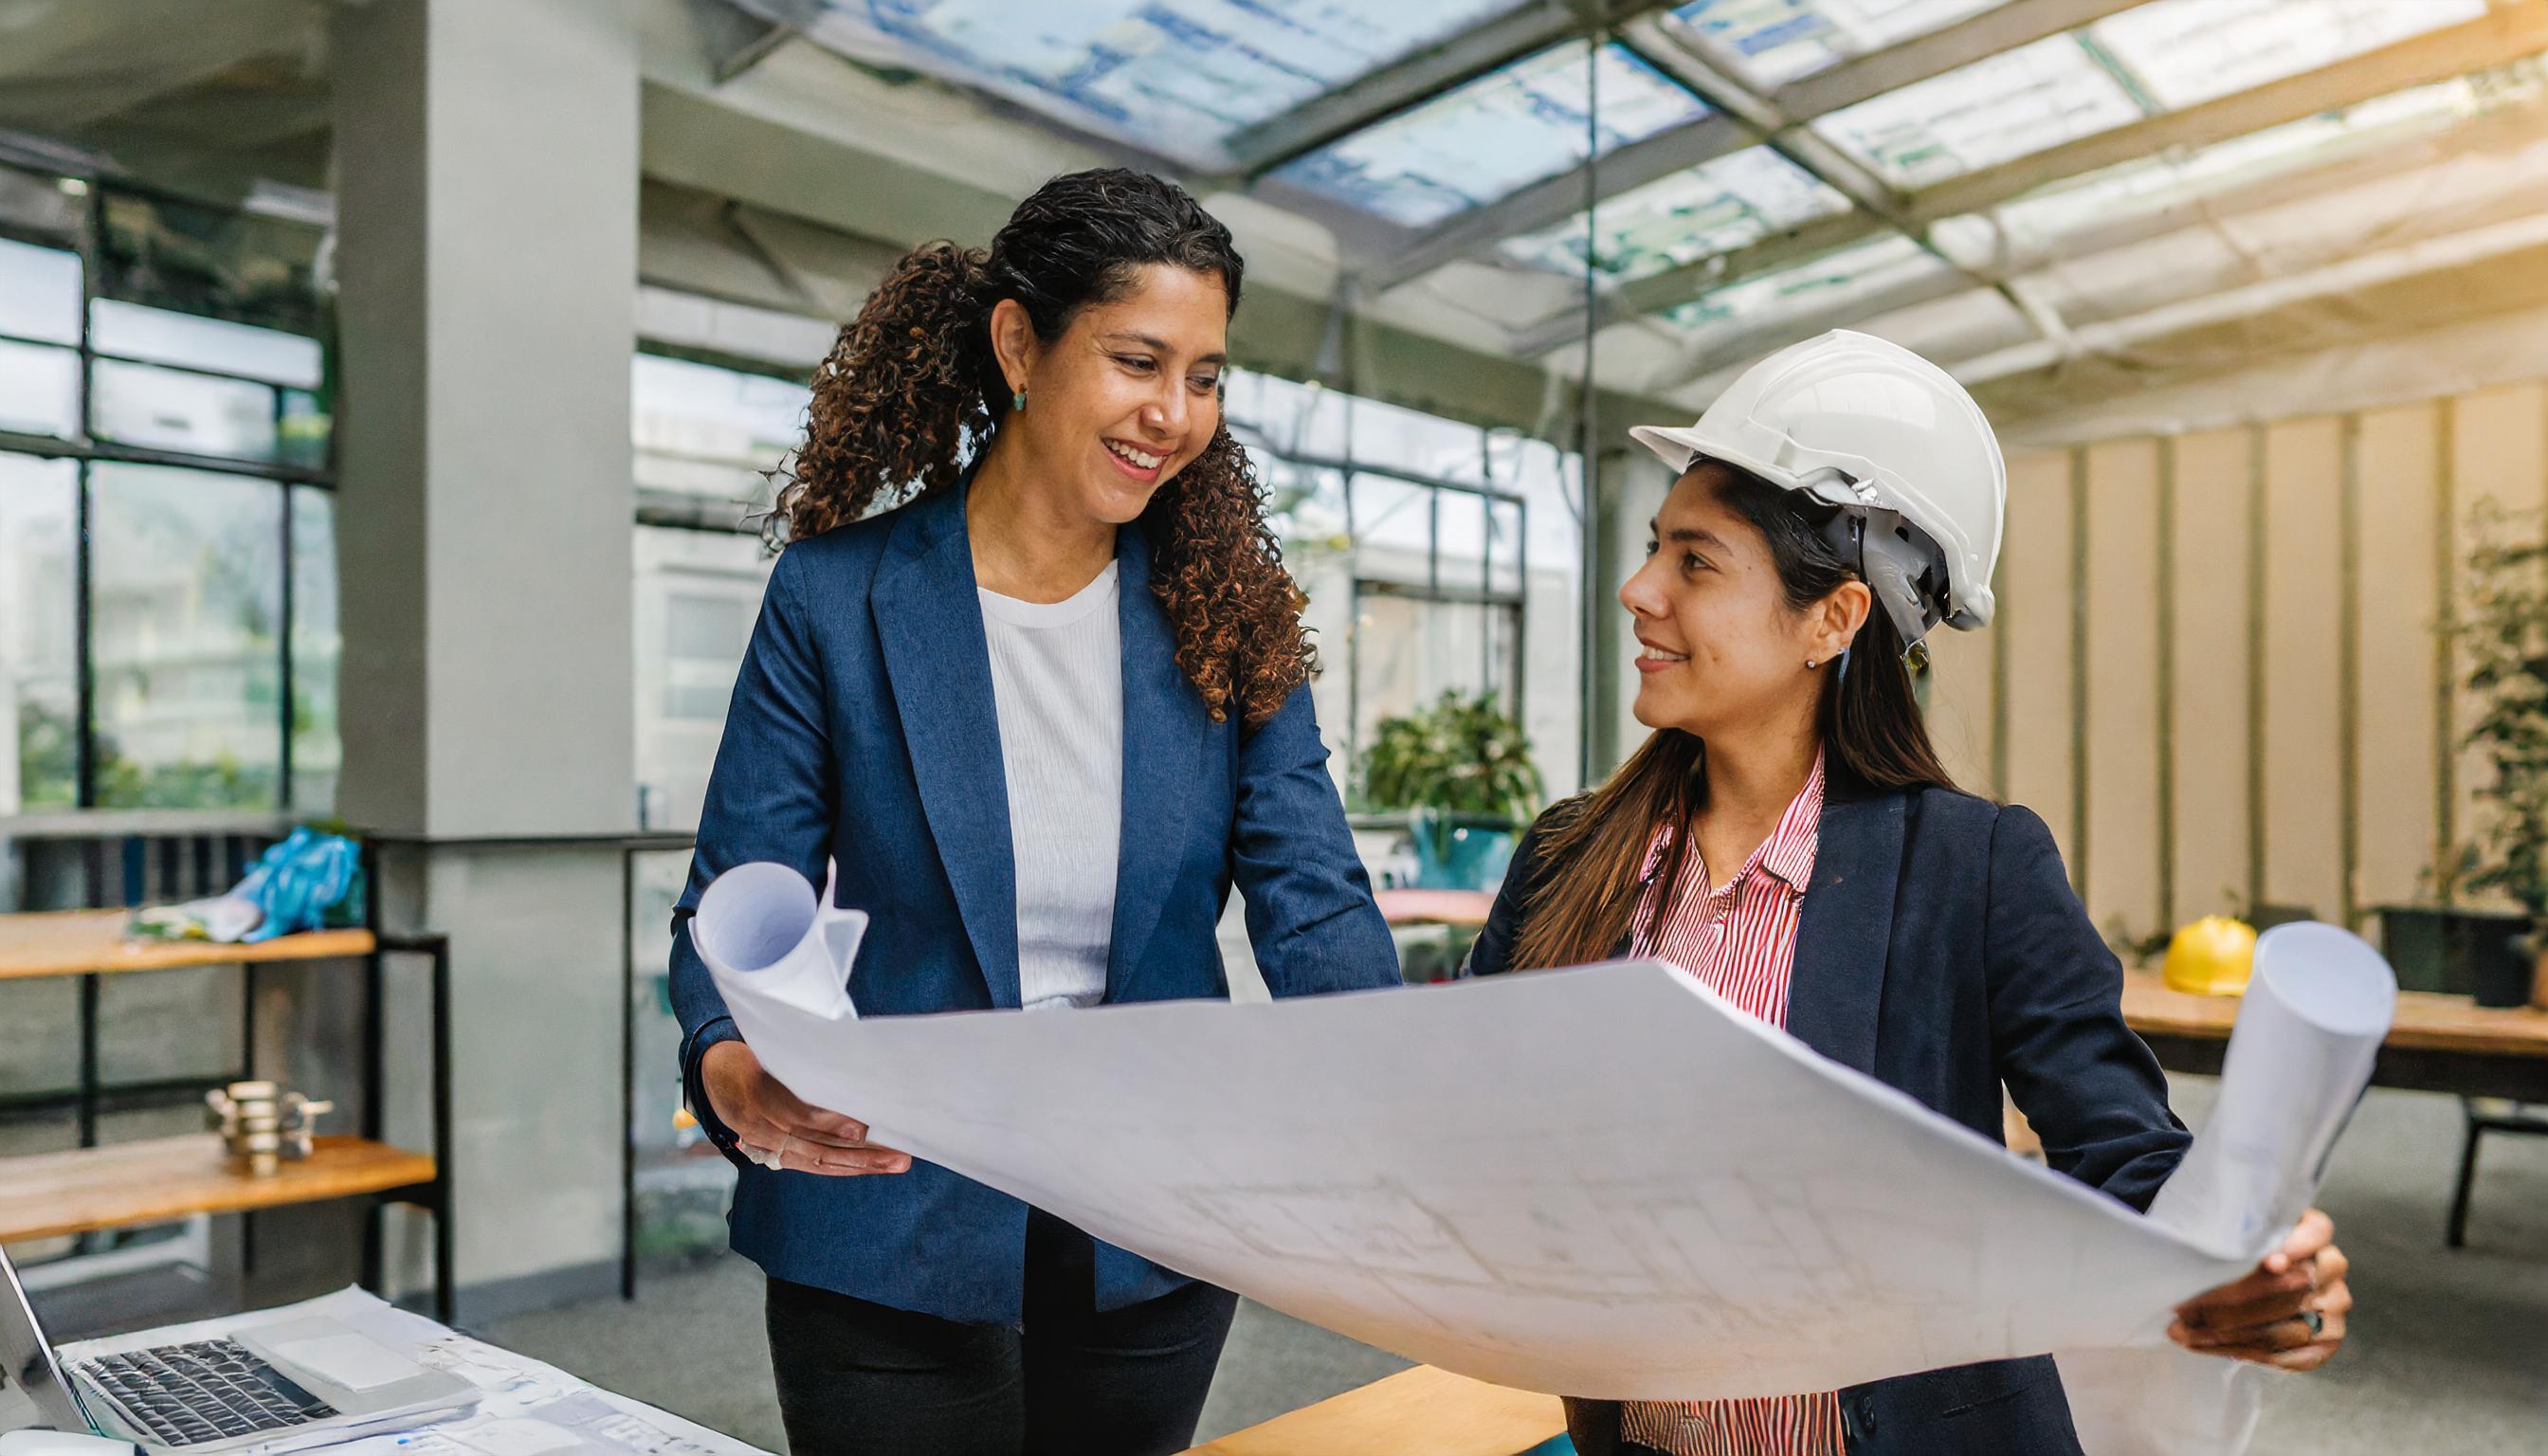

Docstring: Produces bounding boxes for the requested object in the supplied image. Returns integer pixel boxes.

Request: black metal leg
[430,936,455,1325]
[2448,1097,2484,1249]
[621,847,638,1302]
[77,974,100,1147]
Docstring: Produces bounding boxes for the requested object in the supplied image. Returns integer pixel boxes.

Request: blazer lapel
[872,481,1023,1010]
[1104,524,1206,1002]
[1785,783,1905,1077]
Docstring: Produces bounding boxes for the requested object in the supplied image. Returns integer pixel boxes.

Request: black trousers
[763,1210,1239,1456]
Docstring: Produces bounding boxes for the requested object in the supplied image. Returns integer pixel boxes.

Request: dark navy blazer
[668,478,1399,1324]
[1465,771,2193,1456]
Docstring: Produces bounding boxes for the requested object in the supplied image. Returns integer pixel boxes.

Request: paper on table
[55,1288,766,1456]
[2059,923,2396,1456]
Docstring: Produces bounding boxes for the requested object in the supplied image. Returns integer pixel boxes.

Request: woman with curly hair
[665,169,1399,1454]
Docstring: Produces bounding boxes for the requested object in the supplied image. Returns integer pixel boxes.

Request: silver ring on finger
[2302,1308,2324,1338]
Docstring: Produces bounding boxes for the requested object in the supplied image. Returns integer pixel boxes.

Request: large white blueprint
[692,864,2391,1409]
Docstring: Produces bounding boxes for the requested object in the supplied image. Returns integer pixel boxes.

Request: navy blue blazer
[668,478,1399,1323]
[1465,772,2193,1456]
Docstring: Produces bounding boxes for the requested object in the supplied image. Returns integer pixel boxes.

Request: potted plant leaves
[1359,690,1543,891]
[2449,500,2548,1009]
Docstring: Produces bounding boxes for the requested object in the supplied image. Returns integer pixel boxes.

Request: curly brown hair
[771,168,1312,727]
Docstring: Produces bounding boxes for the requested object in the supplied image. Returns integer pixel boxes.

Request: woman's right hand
[700,1040,913,1177]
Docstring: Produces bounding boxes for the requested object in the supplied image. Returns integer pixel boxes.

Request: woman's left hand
[2166,1208,2350,1371]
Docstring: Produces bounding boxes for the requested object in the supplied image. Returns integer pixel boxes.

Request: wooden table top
[0,909,374,981]
[2120,967,2548,1059]
[1184,1366,1564,1456]
[0,1134,434,1244]
[1375,889,1499,929]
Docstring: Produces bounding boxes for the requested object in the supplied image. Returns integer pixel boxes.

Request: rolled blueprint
[2060,921,2397,1456]
[691,862,865,1091]
[686,856,2396,1416]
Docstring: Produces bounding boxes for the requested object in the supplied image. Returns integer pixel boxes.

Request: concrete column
[1586,444,1670,780]
[332,0,639,1316]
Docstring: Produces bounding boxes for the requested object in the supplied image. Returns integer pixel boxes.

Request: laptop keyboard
[74,1338,340,1447]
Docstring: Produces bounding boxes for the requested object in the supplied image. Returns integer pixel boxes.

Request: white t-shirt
[977,561,1122,1011]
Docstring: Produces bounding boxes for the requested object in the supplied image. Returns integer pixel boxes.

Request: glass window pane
[0,454,79,813]
[784,0,1532,167]
[1665,232,1947,346]
[89,464,284,810]
[1665,0,2006,91]
[633,525,775,832]
[279,388,332,471]
[1812,35,2142,190]
[1271,41,1710,228]
[1353,592,1523,752]
[0,340,79,438]
[2091,0,2484,112]
[1499,146,1849,282]
[1959,76,2492,264]
[1489,498,1524,595]
[97,187,329,341]
[0,238,82,345]
[90,300,323,390]
[91,358,281,461]
[1348,475,1438,584]
[632,354,808,503]
[290,486,338,814]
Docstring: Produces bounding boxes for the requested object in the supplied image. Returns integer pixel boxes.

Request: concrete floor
[482,1078,2548,1452]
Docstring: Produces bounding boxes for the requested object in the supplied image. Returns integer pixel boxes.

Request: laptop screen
[0,1242,91,1434]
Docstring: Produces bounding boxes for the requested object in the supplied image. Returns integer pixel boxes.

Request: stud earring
[1806,657,1820,668]
[1011,386,1028,412]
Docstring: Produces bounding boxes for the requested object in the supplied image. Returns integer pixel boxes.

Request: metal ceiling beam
[1509,209,1871,353]
[1510,0,2548,357]
[1951,206,2548,388]
[1228,0,1664,176]
[693,0,815,83]
[1773,0,2148,120]
[1363,113,1752,289]
[1905,0,2548,225]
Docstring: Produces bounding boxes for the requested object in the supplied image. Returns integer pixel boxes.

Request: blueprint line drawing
[695,866,2391,1442]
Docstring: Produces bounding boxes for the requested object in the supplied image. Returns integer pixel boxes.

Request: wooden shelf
[2121,967,2548,1059]
[0,910,374,982]
[1184,1366,1564,1455]
[0,1134,434,1244]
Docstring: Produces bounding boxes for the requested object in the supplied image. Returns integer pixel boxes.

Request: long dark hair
[772,168,1309,726]
[1511,459,1956,971]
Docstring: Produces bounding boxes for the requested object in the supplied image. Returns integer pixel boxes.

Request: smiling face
[990,263,1229,526]
[1619,462,1867,739]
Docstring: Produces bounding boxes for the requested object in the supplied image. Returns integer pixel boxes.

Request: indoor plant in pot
[1360,690,1543,891]
[2451,499,2548,1009]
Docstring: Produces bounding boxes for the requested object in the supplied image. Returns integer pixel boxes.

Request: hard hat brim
[1626,424,1799,493]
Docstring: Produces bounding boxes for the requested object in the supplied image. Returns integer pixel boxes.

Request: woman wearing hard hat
[1462,331,2352,1455]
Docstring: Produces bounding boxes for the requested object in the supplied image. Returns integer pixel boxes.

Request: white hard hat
[1629,329,2006,647]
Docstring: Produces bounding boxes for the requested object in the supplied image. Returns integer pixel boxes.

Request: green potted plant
[1359,690,1543,890]
[2449,499,2548,1009]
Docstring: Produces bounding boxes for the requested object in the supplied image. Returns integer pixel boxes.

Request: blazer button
[1852,1393,1880,1436]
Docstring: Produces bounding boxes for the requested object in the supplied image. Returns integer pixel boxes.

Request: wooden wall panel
[2167,428,2254,926]
[2354,403,2444,921]
[2000,448,2081,870]
[2084,438,2164,941]
[2261,417,2347,922]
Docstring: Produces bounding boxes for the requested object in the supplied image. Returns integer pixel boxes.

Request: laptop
[1,1245,478,1452]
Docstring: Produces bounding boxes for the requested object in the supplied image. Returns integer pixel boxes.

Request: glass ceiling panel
[1497,146,1848,282]
[1664,231,1942,337]
[1812,34,2143,190]
[1269,40,1710,229]
[2088,0,2485,113]
[1944,74,2509,264]
[1663,0,2007,92]
[775,0,1530,168]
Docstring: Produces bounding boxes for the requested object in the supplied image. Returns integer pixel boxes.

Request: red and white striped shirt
[1617,750,1845,1456]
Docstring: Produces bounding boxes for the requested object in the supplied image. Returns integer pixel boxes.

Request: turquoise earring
[1011,387,1028,412]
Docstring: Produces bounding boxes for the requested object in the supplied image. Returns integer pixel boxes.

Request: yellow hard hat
[2162,915,2258,996]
